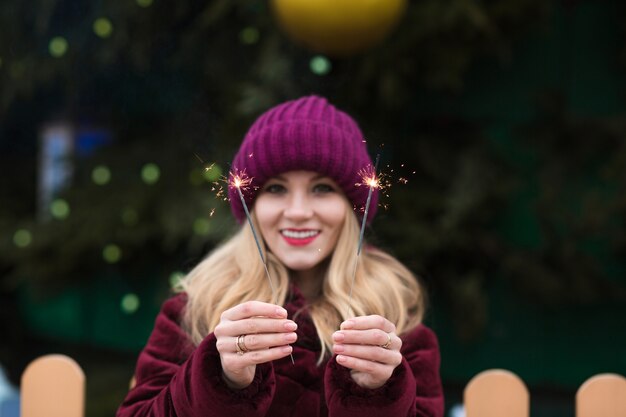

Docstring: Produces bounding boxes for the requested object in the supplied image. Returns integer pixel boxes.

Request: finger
[332,343,402,366]
[226,317,297,336]
[221,301,287,321]
[340,315,396,333]
[222,345,294,368]
[333,329,400,349]
[242,332,298,350]
[216,332,298,353]
[335,354,393,380]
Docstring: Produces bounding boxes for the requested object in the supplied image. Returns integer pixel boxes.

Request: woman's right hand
[214,301,298,389]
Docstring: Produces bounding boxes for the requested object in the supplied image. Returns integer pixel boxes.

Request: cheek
[254,200,281,235]
[323,200,348,231]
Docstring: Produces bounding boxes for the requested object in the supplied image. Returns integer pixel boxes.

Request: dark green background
[2,1,625,417]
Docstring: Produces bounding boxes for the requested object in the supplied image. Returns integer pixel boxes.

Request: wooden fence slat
[576,373,626,417]
[21,354,85,417]
[464,369,529,417]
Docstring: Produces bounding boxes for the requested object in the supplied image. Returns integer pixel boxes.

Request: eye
[313,183,335,193]
[263,183,286,194]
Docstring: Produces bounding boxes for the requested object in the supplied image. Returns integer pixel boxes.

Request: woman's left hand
[332,315,402,389]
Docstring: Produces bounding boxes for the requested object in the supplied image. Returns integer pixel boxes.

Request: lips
[280,229,320,246]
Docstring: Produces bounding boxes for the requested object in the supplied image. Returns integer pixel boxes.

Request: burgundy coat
[117,287,444,417]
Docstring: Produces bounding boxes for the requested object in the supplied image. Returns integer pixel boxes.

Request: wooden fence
[464,369,626,417]
[15,354,626,417]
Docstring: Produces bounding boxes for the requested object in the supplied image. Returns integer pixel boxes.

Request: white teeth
[281,230,319,239]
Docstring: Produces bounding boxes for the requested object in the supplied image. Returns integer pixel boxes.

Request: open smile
[280,229,320,246]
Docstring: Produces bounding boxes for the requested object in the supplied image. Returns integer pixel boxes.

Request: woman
[117,96,444,417]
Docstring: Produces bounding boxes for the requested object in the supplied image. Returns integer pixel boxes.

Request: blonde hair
[179,202,425,362]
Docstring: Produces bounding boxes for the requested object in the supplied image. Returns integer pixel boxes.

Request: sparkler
[346,154,380,318]
[229,170,294,364]
[230,171,276,294]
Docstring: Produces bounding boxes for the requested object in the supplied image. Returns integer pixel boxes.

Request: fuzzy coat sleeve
[116,295,276,417]
[324,324,444,417]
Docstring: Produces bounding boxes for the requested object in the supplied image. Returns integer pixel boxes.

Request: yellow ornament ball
[271,0,407,57]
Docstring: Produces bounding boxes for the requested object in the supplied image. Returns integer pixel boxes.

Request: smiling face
[254,170,348,276]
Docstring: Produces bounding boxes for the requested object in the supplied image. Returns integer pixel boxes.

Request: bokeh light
[136,0,153,7]
[93,18,113,38]
[103,244,122,263]
[141,163,160,184]
[239,27,260,45]
[203,163,222,182]
[169,271,185,289]
[120,293,140,314]
[49,37,68,58]
[310,55,331,75]
[92,165,111,185]
[50,199,70,219]
[13,229,32,248]
[193,218,211,235]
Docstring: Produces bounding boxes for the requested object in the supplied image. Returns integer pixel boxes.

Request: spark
[355,167,380,189]
[194,153,205,163]
[355,164,392,198]
[355,157,418,210]
[226,170,259,202]
[212,181,227,200]
[209,208,216,217]
[228,170,255,192]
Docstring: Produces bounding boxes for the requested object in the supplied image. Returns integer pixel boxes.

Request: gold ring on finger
[380,333,392,349]
[236,334,249,354]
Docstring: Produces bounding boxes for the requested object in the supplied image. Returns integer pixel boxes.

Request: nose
[283,191,313,221]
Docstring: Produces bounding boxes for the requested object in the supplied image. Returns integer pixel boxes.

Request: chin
[281,253,331,273]
[285,262,318,271]
[280,255,321,271]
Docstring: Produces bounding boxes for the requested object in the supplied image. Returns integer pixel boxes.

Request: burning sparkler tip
[228,170,254,191]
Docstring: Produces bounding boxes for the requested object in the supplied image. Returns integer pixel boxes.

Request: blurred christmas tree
[0,0,625,352]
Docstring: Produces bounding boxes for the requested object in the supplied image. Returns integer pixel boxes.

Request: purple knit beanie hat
[229,95,378,223]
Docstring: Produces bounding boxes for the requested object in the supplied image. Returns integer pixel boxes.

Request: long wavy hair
[179,200,425,363]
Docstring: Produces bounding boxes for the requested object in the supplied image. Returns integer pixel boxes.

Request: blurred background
[1,0,626,416]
